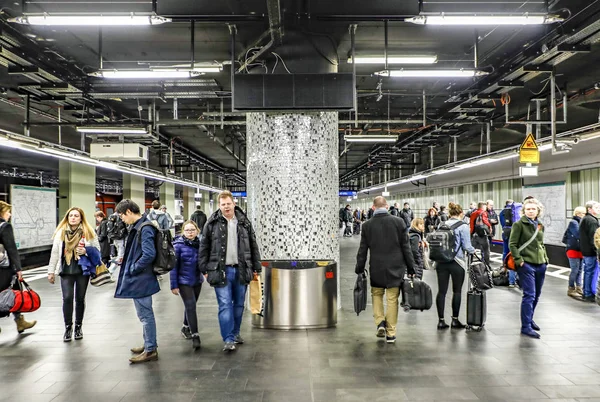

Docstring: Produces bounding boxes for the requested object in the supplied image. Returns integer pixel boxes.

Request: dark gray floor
[2,236,600,402]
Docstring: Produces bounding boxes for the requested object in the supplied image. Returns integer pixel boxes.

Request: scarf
[183,236,200,248]
[63,225,83,265]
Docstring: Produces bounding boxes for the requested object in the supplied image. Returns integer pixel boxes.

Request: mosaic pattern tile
[246,112,339,261]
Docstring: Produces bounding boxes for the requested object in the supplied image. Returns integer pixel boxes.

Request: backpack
[474,213,491,237]
[502,203,522,227]
[427,221,465,263]
[137,222,176,276]
[107,214,127,241]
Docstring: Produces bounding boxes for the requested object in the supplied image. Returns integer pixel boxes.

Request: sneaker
[192,335,201,350]
[181,326,192,339]
[508,284,516,288]
[385,336,396,344]
[234,335,244,344]
[376,321,386,338]
[129,350,158,364]
[223,342,236,352]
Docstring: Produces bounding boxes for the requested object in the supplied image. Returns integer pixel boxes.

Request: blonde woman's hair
[573,206,586,217]
[52,207,97,240]
[411,217,424,231]
[523,198,544,218]
[0,201,11,217]
[182,220,200,232]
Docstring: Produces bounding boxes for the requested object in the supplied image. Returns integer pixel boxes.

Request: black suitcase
[466,290,486,331]
[401,278,433,312]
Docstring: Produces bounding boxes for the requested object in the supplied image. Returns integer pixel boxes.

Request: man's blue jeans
[133,296,157,352]
[568,257,583,288]
[582,256,599,298]
[215,266,248,343]
[516,262,546,332]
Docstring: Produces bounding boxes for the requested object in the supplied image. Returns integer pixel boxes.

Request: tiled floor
[2,236,600,402]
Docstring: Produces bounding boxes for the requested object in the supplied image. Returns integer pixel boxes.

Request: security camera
[557,137,579,145]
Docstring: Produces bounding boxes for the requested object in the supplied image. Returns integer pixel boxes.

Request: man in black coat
[190,205,207,231]
[579,200,600,302]
[399,202,414,229]
[355,196,415,343]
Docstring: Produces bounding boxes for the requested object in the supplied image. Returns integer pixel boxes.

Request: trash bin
[252,260,337,329]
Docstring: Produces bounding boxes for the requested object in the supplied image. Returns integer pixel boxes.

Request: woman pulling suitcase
[508,198,548,339]
[435,203,475,330]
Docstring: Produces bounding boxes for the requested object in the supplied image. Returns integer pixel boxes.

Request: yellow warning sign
[519,133,540,164]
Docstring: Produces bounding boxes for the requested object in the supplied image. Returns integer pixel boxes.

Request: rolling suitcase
[401,277,433,312]
[466,255,487,331]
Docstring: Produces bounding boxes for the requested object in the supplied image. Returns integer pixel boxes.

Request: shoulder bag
[504,224,539,270]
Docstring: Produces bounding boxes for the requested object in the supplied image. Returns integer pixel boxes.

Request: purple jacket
[171,236,203,289]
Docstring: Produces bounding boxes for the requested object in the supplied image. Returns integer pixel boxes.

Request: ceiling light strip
[406,14,563,26]
[8,14,171,26]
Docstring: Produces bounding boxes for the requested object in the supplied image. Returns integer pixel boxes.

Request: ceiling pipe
[236,0,283,73]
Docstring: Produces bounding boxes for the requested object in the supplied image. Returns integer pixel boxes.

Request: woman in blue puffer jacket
[170,220,203,350]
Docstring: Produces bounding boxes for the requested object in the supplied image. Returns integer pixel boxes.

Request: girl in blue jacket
[171,220,203,350]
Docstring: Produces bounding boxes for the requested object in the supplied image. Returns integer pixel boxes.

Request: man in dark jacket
[579,200,600,302]
[115,199,160,364]
[389,202,400,217]
[198,190,261,352]
[190,205,207,231]
[399,202,414,229]
[356,196,415,344]
[341,204,353,237]
[486,200,499,247]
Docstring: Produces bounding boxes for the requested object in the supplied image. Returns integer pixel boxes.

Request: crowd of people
[354,195,600,340]
[0,191,261,364]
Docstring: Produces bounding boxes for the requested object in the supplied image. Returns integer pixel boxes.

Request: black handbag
[469,253,494,291]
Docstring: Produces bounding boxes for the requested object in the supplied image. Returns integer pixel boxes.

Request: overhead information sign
[519,133,540,164]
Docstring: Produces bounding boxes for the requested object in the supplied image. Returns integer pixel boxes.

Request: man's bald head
[373,196,388,209]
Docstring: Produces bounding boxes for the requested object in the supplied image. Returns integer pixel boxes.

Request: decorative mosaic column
[246,112,340,304]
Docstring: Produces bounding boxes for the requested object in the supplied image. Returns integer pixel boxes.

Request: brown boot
[576,286,584,296]
[567,287,582,300]
[130,346,145,354]
[15,315,37,334]
[129,350,158,364]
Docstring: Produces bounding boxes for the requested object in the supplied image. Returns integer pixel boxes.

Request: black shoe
[582,295,596,303]
[234,335,244,344]
[530,321,540,331]
[385,336,396,344]
[63,325,73,342]
[437,319,449,330]
[521,329,541,339]
[192,335,201,350]
[74,324,83,340]
[181,326,192,339]
[376,321,386,337]
[451,318,466,329]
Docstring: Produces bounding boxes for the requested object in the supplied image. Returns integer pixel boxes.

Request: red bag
[503,252,517,270]
[10,280,41,313]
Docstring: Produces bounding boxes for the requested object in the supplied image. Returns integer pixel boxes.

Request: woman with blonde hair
[48,207,100,342]
[0,201,37,334]
[509,198,548,339]
[171,220,203,350]
[564,206,586,299]
[409,218,426,279]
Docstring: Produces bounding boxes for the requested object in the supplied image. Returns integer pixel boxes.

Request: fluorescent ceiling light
[89,69,219,79]
[375,69,488,78]
[9,14,171,26]
[349,56,438,64]
[344,135,398,143]
[406,14,563,26]
[76,127,147,134]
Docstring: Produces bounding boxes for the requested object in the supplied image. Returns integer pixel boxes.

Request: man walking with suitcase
[355,196,415,343]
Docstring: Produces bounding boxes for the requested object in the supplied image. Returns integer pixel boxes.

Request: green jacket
[508,216,548,266]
